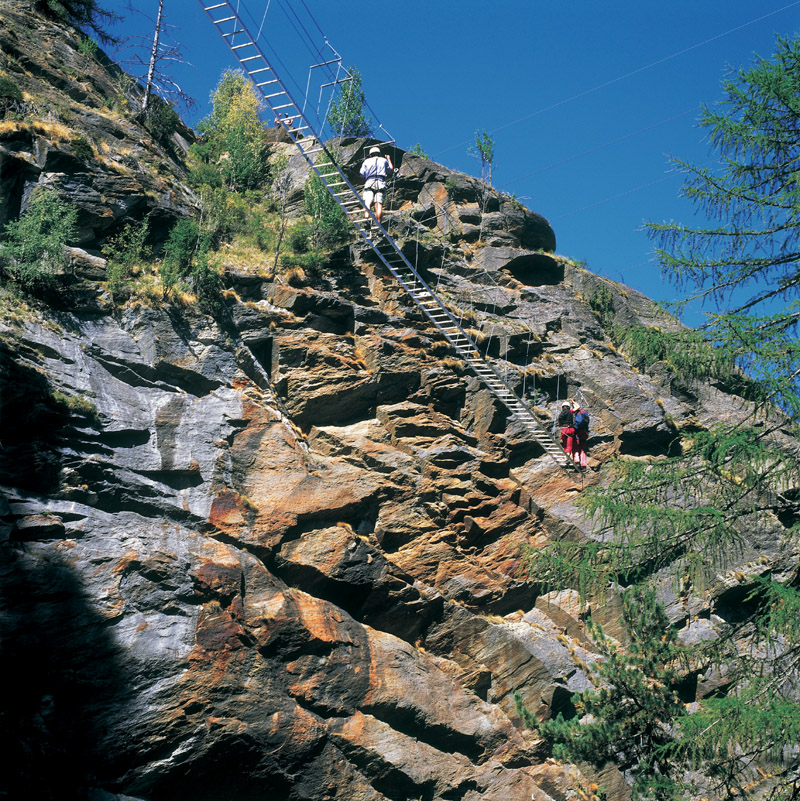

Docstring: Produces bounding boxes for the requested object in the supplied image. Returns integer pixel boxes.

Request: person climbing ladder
[360,146,394,223]
[571,400,589,469]
[557,402,574,456]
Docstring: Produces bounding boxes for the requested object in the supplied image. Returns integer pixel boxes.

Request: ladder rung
[214,15,236,23]
[205,2,228,9]
[256,80,279,88]
[248,67,271,75]
[273,103,295,111]
[239,55,262,62]
[222,29,246,37]
[232,42,255,50]
[264,91,287,99]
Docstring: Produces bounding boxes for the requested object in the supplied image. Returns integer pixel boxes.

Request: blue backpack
[573,409,589,431]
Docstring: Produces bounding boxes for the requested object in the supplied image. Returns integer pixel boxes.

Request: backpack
[573,409,589,431]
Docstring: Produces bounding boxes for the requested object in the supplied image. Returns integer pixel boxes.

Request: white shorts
[363,179,386,207]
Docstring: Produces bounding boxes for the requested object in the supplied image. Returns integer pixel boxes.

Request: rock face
[4,240,798,801]
[2,6,799,801]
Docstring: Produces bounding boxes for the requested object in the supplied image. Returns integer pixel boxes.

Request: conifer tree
[526,36,800,801]
[326,67,372,138]
[34,0,116,40]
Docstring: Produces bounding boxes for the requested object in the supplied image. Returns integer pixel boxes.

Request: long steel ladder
[197,0,577,472]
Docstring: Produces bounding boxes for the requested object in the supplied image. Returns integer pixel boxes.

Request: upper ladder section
[197,0,577,472]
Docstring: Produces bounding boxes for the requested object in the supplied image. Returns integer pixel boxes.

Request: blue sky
[105,0,800,316]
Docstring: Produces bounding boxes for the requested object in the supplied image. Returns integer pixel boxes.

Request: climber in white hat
[359,145,394,223]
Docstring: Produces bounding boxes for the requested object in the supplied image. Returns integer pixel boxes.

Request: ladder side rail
[353,228,573,469]
[412,197,574,458]
[360,220,488,350]
[200,2,330,149]
[364,219,551,421]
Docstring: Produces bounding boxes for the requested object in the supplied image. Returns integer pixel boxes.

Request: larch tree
[523,36,800,801]
[326,67,372,138]
[34,0,117,40]
[468,129,495,186]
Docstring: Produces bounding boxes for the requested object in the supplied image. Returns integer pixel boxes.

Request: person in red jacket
[557,402,574,455]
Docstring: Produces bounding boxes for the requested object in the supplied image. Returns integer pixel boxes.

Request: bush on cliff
[194,69,270,192]
[304,171,350,249]
[160,219,220,309]
[0,187,77,292]
[143,95,180,145]
[102,216,151,300]
[0,73,23,118]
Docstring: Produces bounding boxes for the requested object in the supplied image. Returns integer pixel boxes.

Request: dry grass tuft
[0,119,75,141]
[210,243,270,275]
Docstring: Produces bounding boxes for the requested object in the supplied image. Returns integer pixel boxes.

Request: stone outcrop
[2,5,799,801]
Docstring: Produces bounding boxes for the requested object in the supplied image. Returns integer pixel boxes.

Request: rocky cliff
[2,6,798,801]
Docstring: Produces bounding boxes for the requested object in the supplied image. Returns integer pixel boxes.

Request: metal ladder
[197,0,577,472]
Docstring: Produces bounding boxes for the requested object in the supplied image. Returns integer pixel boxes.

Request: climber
[360,145,394,223]
[275,111,294,131]
[571,400,589,469]
[557,402,574,456]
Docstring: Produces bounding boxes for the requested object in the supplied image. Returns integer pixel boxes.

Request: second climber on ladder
[360,145,394,223]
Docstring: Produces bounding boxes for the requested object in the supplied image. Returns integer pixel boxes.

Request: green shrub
[196,69,270,191]
[304,172,350,249]
[221,123,269,192]
[160,218,199,289]
[586,283,615,326]
[102,216,151,299]
[408,143,429,158]
[52,390,100,422]
[0,187,77,291]
[77,35,99,59]
[157,220,222,309]
[144,96,179,144]
[190,242,222,313]
[287,221,312,254]
[242,206,275,251]
[327,67,371,137]
[196,186,250,246]
[71,135,93,162]
[188,156,223,189]
[0,73,22,102]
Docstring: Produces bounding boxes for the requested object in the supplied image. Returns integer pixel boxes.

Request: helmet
[369,146,381,155]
